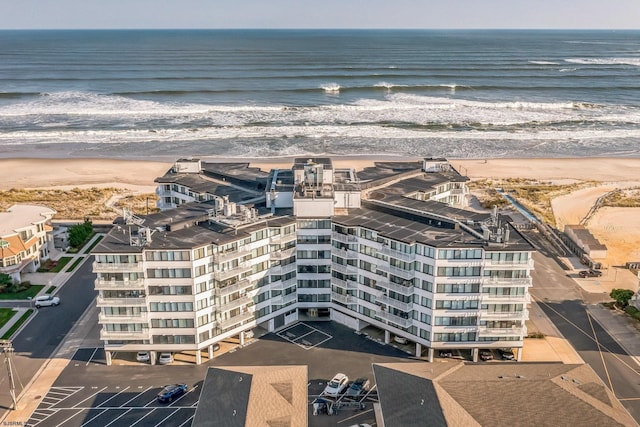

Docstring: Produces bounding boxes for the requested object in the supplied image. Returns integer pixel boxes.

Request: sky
[0,0,638,30]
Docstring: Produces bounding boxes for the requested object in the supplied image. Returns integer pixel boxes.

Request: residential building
[0,204,56,283]
[92,158,534,365]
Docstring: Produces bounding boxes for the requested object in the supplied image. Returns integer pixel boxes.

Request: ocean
[0,29,639,160]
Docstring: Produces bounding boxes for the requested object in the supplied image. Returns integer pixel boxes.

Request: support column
[472,348,479,362]
[415,343,422,358]
[384,330,390,344]
[428,348,434,363]
[195,350,202,365]
[240,332,245,346]
[105,351,112,366]
[208,345,214,359]
[151,351,157,365]
[516,347,522,362]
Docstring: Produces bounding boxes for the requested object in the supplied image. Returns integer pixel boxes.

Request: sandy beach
[1,156,639,274]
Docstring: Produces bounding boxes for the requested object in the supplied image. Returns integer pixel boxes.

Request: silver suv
[34,295,60,308]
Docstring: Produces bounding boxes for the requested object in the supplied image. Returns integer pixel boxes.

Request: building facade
[0,204,56,283]
[92,158,534,365]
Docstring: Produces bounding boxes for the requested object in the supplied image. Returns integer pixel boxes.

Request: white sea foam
[320,83,341,93]
[528,61,560,65]
[565,57,640,66]
[559,68,577,73]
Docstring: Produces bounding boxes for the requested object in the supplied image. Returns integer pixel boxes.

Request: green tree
[68,218,93,248]
[0,273,13,294]
[610,288,634,309]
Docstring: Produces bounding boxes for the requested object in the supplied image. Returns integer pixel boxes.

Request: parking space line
[178,415,195,427]
[169,384,198,407]
[103,408,132,427]
[54,408,85,427]
[96,386,130,407]
[129,408,156,426]
[79,408,108,427]
[153,408,180,427]
[86,347,100,366]
[71,386,108,408]
[121,386,153,407]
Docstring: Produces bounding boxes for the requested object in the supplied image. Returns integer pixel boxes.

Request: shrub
[610,288,635,309]
[624,306,640,322]
[69,218,94,248]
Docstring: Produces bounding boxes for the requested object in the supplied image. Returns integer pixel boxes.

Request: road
[531,252,640,423]
[0,258,98,412]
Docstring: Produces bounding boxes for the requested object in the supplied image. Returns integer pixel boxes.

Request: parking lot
[26,321,413,426]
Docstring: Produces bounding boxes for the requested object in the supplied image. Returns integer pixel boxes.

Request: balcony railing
[483,258,534,268]
[479,310,529,320]
[481,293,531,303]
[215,279,253,297]
[377,294,413,312]
[331,247,359,260]
[272,292,297,307]
[96,296,147,307]
[481,277,532,286]
[217,295,253,312]
[100,329,150,340]
[270,234,296,245]
[374,310,413,328]
[478,326,526,337]
[219,311,255,329]
[332,231,358,243]
[98,312,148,324]
[332,277,358,290]
[377,280,414,296]
[93,262,143,273]
[94,278,145,290]
[215,247,253,263]
[388,266,414,280]
[332,263,358,275]
[271,247,296,260]
[379,246,415,263]
[213,262,252,281]
[332,292,357,305]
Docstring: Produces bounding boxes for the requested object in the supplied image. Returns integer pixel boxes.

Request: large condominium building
[0,204,56,283]
[92,158,534,365]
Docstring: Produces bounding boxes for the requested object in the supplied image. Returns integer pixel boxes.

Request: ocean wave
[320,83,340,93]
[565,57,640,66]
[528,61,560,65]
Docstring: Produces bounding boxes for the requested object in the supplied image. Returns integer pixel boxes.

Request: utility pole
[1,339,17,410]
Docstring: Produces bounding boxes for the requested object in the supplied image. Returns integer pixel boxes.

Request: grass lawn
[67,256,85,272]
[38,257,72,273]
[0,308,17,329]
[1,309,34,340]
[0,284,44,300]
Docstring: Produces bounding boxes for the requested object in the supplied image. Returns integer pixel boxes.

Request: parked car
[158,352,174,364]
[157,384,187,403]
[34,295,60,308]
[323,373,349,397]
[500,349,515,360]
[136,352,150,363]
[578,269,602,278]
[346,377,370,398]
[439,351,453,358]
[393,336,408,345]
[479,350,494,361]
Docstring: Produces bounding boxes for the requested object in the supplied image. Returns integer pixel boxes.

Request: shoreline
[2,156,640,191]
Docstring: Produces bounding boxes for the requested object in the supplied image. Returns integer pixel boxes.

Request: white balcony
[98,312,148,324]
[333,277,358,290]
[331,247,358,260]
[96,296,147,307]
[377,294,413,312]
[332,263,358,275]
[270,233,296,245]
[479,309,529,320]
[100,329,150,340]
[94,278,145,290]
[478,326,527,337]
[481,293,531,303]
[272,292,297,307]
[332,231,358,243]
[219,311,255,329]
[377,280,414,296]
[217,295,253,312]
[216,247,253,263]
[483,258,535,268]
[215,279,253,297]
[93,261,143,273]
[374,310,413,328]
[332,292,357,305]
[481,277,533,287]
[388,266,414,280]
[214,262,252,281]
[379,246,415,263]
[271,247,296,260]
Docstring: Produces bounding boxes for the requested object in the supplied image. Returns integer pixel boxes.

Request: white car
[323,373,349,397]
[158,353,174,365]
[136,352,150,363]
[34,295,60,308]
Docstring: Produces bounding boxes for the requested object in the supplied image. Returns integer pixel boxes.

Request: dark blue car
[157,384,188,403]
